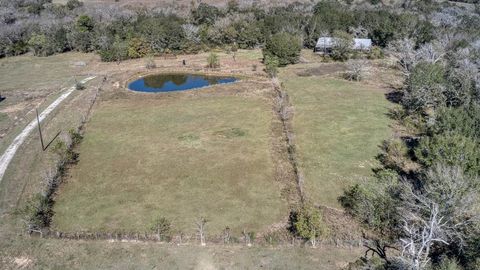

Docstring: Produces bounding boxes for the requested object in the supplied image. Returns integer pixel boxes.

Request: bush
[264,54,279,77]
[331,30,353,61]
[66,0,83,10]
[263,32,302,66]
[290,203,328,247]
[207,52,220,68]
[127,37,150,59]
[75,82,85,90]
[145,55,156,69]
[20,194,53,231]
[368,46,384,59]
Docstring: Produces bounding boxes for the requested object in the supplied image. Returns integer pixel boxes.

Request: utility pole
[36,108,45,150]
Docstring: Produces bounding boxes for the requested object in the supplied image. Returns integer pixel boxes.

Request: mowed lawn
[52,95,287,234]
[280,69,391,208]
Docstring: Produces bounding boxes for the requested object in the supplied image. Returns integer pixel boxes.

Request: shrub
[264,54,279,77]
[28,34,48,56]
[75,82,85,90]
[263,32,302,66]
[331,30,353,61]
[66,0,83,10]
[127,37,150,59]
[290,203,328,247]
[145,55,156,69]
[368,46,384,59]
[207,52,220,68]
[20,194,53,232]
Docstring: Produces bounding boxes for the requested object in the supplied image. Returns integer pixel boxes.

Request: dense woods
[1,0,446,63]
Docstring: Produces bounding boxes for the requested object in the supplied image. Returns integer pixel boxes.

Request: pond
[128,73,238,93]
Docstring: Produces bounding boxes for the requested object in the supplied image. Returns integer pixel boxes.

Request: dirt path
[0,76,96,182]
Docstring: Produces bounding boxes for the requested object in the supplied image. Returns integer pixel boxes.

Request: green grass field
[52,94,287,234]
[280,68,391,208]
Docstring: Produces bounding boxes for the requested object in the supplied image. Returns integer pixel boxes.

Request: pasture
[279,62,392,208]
[52,84,288,234]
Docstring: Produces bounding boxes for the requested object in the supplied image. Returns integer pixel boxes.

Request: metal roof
[315,37,372,49]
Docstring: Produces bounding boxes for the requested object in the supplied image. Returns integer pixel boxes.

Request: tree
[28,33,48,56]
[403,62,446,112]
[76,15,95,33]
[150,216,171,241]
[388,38,418,77]
[66,0,83,10]
[195,217,208,246]
[263,32,302,66]
[291,203,328,247]
[192,3,221,25]
[331,30,353,61]
[414,133,480,176]
[398,165,479,269]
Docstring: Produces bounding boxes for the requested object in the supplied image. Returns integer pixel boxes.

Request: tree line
[0,0,451,63]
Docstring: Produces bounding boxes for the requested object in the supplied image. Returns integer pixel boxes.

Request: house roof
[315,37,372,49]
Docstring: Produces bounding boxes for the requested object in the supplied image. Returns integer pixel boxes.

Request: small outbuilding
[314,37,372,54]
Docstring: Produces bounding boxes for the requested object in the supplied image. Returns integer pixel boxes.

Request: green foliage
[20,194,53,230]
[192,3,221,25]
[207,52,220,68]
[264,54,279,77]
[136,15,186,53]
[150,216,171,240]
[68,129,83,145]
[331,31,353,61]
[377,139,411,173]
[367,46,384,59]
[415,133,480,176]
[427,105,480,139]
[28,34,48,56]
[291,203,328,242]
[263,32,302,66]
[75,82,85,90]
[66,0,83,10]
[76,15,94,33]
[434,258,462,270]
[127,37,150,59]
[339,169,400,233]
[404,62,446,112]
[99,36,128,62]
[313,1,354,33]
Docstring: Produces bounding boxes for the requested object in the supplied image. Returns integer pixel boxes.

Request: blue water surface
[128,74,237,93]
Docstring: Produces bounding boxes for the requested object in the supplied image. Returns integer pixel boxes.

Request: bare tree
[195,217,208,246]
[397,165,480,270]
[223,227,231,244]
[345,59,369,81]
[388,38,417,77]
[417,42,445,64]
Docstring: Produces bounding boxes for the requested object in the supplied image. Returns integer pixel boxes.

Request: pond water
[128,74,237,93]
